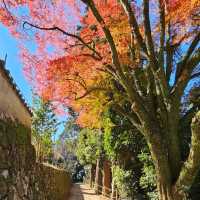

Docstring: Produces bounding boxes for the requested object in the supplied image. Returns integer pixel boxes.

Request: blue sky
[0,23,66,138]
[0,24,32,105]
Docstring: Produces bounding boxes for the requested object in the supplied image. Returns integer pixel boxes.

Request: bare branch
[143,0,158,68]
[23,21,102,60]
[165,26,189,83]
[172,48,200,98]
[191,72,200,79]
[175,32,200,83]
[75,87,107,100]
[65,41,93,50]
[158,0,165,66]
[2,0,15,22]
[78,53,102,61]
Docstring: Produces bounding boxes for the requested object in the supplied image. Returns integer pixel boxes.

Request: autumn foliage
[0,0,198,127]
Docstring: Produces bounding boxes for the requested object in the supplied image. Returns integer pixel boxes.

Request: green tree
[103,109,146,199]
[32,96,59,162]
[76,128,103,166]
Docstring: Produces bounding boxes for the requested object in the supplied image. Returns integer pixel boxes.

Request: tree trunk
[89,164,96,188]
[145,126,175,200]
[94,158,103,194]
[167,111,182,181]
[102,160,112,197]
[158,181,173,200]
[157,179,187,200]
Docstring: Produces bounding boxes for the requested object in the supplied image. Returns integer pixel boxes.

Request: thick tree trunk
[157,176,185,200]
[158,180,173,200]
[157,180,187,200]
[145,126,175,200]
[156,166,186,200]
[158,181,184,200]
[152,111,200,200]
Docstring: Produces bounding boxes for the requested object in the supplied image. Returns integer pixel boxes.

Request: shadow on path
[68,183,84,200]
[68,183,109,200]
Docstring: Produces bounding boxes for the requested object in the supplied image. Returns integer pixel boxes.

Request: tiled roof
[0,59,32,116]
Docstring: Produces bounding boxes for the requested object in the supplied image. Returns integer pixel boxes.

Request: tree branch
[180,105,199,127]
[78,53,102,61]
[142,1,169,106]
[2,0,15,22]
[75,87,107,100]
[175,32,200,83]
[158,0,165,66]
[119,0,147,54]
[81,0,121,70]
[172,48,200,98]
[165,24,188,84]
[143,0,158,68]
[166,39,174,83]
[191,72,200,80]
[175,111,200,194]
[23,21,102,60]
[82,0,151,129]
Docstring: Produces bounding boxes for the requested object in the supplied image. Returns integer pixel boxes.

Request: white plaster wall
[0,69,31,127]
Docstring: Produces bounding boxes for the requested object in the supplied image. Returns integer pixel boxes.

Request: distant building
[0,59,32,127]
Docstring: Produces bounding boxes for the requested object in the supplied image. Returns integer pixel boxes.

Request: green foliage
[103,110,144,162]
[102,109,147,198]
[138,151,158,200]
[112,165,134,198]
[32,96,59,162]
[76,128,103,165]
[102,117,115,159]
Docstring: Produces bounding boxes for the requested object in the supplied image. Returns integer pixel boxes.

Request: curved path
[68,184,108,200]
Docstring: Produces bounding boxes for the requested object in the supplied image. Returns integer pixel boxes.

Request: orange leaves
[1,0,199,129]
[0,7,16,27]
[167,0,200,24]
[0,0,135,128]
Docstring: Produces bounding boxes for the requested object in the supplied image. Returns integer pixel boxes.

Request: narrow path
[69,184,108,200]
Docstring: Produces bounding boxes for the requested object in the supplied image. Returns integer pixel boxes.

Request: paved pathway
[68,184,109,200]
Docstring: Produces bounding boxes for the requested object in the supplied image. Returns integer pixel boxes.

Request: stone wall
[37,163,71,200]
[0,119,71,200]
